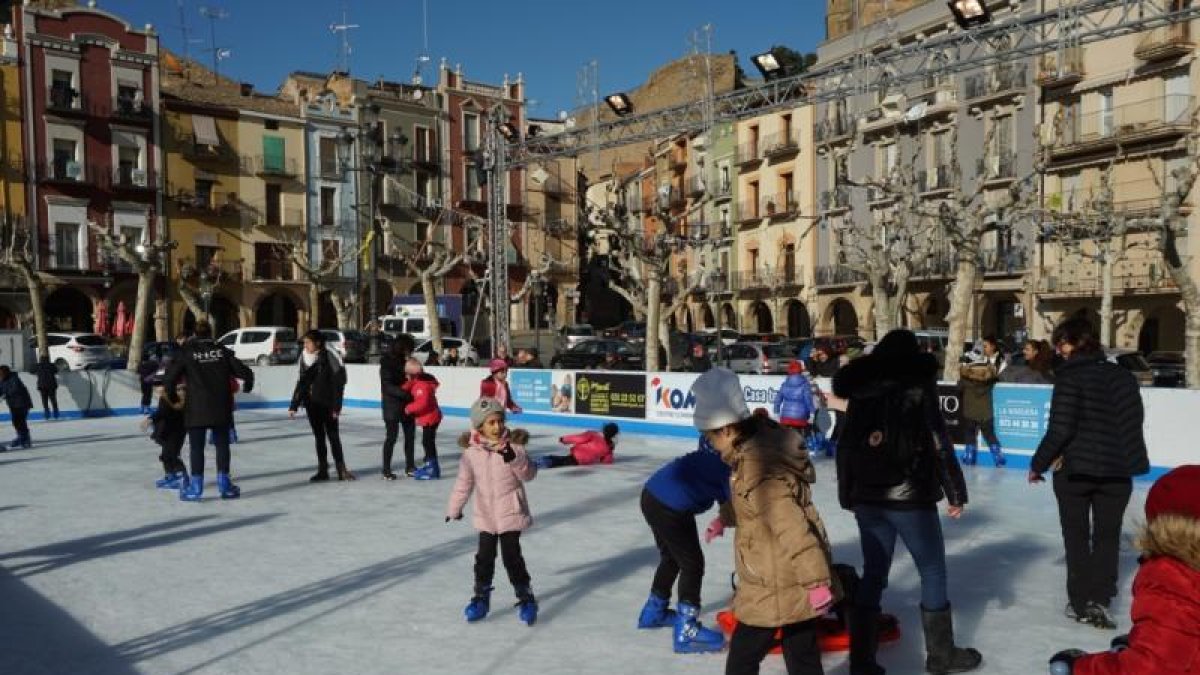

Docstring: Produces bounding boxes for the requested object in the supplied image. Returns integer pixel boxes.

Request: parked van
[217,327,300,366]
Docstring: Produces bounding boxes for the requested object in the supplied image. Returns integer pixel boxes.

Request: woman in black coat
[35,356,59,420]
[1029,318,1148,630]
[379,338,416,479]
[833,329,979,675]
[289,330,353,482]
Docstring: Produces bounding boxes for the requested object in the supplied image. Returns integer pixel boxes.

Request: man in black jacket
[0,365,33,449]
[1029,318,1148,630]
[163,321,255,502]
[379,337,415,479]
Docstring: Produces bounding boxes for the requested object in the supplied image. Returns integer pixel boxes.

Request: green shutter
[263,136,285,172]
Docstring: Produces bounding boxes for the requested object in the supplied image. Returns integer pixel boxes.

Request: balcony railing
[178,133,240,164]
[815,265,867,287]
[1038,47,1085,87]
[1135,24,1194,62]
[977,152,1017,182]
[411,143,440,167]
[46,86,87,114]
[761,131,800,159]
[110,167,156,190]
[710,176,732,200]
[761,191,799,218]
[820,186,851,212]
[980,247,1029,275]
[35,160,90,184]
[737,199,760,224]
[169,187,243,217]
[1056,95,1195,154]
[1038,268,1178,296]
[241,155,300,178]
[815,113,854,144]
[735,142,761,166]
[687,174,707,197]
[250,207,305,229]
[919,165,953,193]
[252,258,294,282]
[912,251,957,279]
[964,64,1028,102]
[111,96,152,123]
[177,257,245,282]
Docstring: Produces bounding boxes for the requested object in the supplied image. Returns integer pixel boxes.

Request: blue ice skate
[155,471,186,490]
[673,603,724,654]
[961,444,978,466]
[515,586,538,626]
[637,593,677,629]
[534,456,552,470]
[988,443,1006,467]
[217,473,240,499]
[229,427,238,444]
[413,460,441,481]
[465,586,492,622]
[180,474,204,502]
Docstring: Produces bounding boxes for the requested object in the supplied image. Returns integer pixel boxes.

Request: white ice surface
[0,410,1150,675]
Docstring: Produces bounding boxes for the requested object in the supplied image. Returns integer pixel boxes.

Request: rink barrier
[2,364,1193,477]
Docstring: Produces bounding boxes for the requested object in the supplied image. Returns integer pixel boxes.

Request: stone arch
[45,286,96,332]
[255,290,302,332]
[784,299,812,338]
[721,303,737,332]
[746,301,773,334]
[702,304,716,329]
[823,298,859,336]
[0,304,16,329]
[979,292,1027,342]
[181,293,241,337]
[1137,304,1186,353]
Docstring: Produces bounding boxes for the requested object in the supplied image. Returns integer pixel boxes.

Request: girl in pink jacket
[535,422,619,469]
[446,397,539,626]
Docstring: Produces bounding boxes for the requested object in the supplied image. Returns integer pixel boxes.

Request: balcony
[735,142,762,167]
[815,265,867,287]
[1038,267,1178,297]
[252,258,295,282]
[315,211,357,232]
[964,64,1028,106]
[45,86,88,116]
[1053,95,1195,159]
[169,187,242,218]
[1135,24,1194,62]
[687,174,707,198]
[657,186,685,210]
[177,257,245,283]
[178,133,240,165]
[919,165,954,195]
[815,113,854,145]
[111,96,152,124]
[761,131,800,159]
[710,176,732,201]
[411,144,440,169]
[686,222,710,240]
[247,207,305,229]
[109,166,156,191]
[737,199,761,225]
[980,247,1029,275]
[820,186,851,213]
[35,160,90,185]
[911,251,957,280]
[761,191,799,219]
[1037,48,1085,88]
[668,150,688,171]
[738,269,771,292]
[241,155,300,178]
[977,152,1018,185]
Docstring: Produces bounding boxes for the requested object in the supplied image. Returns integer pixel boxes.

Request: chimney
[240,82,253,97]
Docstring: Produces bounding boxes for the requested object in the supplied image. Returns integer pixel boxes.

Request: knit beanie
[470,397,506,429]
[489,358,508,373]
[692,367,751,431]
[1145,465,1200,521]
[788,360,804,375]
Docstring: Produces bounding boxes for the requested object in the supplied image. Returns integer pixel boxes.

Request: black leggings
[421,423,439,463]
[188,426,231,475]
[11,407,29,440]
[541,455,578,468]
[475,531,531,590]
[1054,472,1133,613]
[159,432,187,474]
[383,416,416,472]
[641,488,704,607]
[725,620,823,675]
[140,381,153,408]
[965,418,999,446]
[39,389,58,417]
[306,403,346,468]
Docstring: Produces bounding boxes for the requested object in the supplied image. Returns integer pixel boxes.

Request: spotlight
[498,122,519,141]
[948,0,992,29]
[527,124,542,138]
[751,51,785,80]
[605,92,633,116]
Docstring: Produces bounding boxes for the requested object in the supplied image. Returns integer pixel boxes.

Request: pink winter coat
[560,431,614,465]
[447,429,537,534]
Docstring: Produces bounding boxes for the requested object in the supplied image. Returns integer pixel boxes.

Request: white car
[31,333,112,371]
[413,337,479,366]
[217,327,300,366]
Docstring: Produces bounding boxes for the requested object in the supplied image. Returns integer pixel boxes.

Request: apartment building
[0,25,25,329]
[523,117,580,329]
[683,119,738,335]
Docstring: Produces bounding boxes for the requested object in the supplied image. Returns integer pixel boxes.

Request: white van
[379,306,456,342]
[217,327,300,365]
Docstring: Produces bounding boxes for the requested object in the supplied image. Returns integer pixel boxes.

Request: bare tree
[273,231,372,331]
[0,216,51,359]
[391,232,464,356]
[89,218,174,371]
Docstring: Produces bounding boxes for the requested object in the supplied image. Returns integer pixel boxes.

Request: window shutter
[263,136,285,172]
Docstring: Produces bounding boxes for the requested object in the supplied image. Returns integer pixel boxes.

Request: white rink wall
[4,365,1196,475]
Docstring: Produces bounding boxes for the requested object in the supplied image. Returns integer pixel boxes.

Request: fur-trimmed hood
[1140,514,1200,571]
[832,352,939,400]
[458,428,529,449]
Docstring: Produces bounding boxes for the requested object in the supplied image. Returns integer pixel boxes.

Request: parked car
[762,342,806,373]
[616,320,647,343]
[379,314,457,343]
[697,328,741,346]
[28,333,112,371]
[816,334,867,356]
[556,324,596,351]
[318,329,369,363]
[217,327,300,366]
[1146,351,1186,388]
[740,332,786,344]
[142,341,181,365]
[723,341,773,375]
[1105,348,1154,387]
[413,337,479,366]
[550,339,643,370]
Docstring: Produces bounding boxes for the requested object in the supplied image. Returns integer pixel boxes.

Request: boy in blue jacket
[773,360,815,434]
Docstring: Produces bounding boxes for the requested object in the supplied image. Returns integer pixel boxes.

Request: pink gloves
[807,585,833,613]
[704,517,725,543]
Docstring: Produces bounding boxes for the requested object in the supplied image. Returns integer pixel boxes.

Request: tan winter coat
[725,426,836,628]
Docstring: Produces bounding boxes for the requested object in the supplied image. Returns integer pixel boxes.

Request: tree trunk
[893,271,910,330]
[1099,254,1115,347]
[869,273,895,339]
[126,268,153,372]
[1168,267,1200,388]
[308,282,321,331]
[21,267,49,359]
[178,283,210,326]
[422,273,443,354]
[331,288,356,330]
[943,258,979,380]
[645,273,663,372]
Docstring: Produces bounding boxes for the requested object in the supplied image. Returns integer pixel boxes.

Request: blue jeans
[853,504,949,612]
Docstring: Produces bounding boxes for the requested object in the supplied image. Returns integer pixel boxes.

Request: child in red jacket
[404,358,443,480]
[535,423,619,469]
[1050,464,1200,675]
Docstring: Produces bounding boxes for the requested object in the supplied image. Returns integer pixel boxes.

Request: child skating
[535,422,619,469]
[446,397,539,625]
[404,359,443,480]
[142,379,188,490]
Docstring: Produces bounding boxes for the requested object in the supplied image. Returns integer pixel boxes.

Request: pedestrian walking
[379,338,416,479]
[0,365,33,450]
[35,355,59,421]
[289,330,354,482]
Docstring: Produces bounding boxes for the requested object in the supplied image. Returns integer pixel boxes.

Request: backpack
[844,384,935,488]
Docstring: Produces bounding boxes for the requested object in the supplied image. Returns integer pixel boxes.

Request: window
[880,143,898,176]
[417,172,435,201]
[118,146,140,185]
[52,139,77,180]
[463,112,480,152]
[414,126,434,162]
[265,184,283,225]
[263,137,285,173]
[1099,89,1114,137]
[196,244,220,269]
[1060,172,1081,212]
[320,187,336,226]
[719,165,730,192]
[321,239,340,264]
[194,179,214,207]
[1166,72,1189,121]
[1166,156,1189,194]
[218,334,236,347]
[749,180,759,216]
[465,161,481,200]
[264,119,279,131]
[931,132,951,169]
[780,173,794,205]
[54,223,80,269]
[720,208,729,233]
[781,113,792,141]
[784,243,796,281]
[319,137,339,177]
[407,318,425,334]
[50,69,73,108]
[241,331,270,344]
[120,226,143,246]
[749,125,759,155]
[416,222,430,241]
[116,84,140,113]
[749,248,760,272]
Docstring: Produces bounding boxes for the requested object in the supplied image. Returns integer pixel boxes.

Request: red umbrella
[113,301,129,339]
[124,312,136,338]
[94,301,109,336]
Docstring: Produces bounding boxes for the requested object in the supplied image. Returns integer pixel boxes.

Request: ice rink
[0,409,1151,675]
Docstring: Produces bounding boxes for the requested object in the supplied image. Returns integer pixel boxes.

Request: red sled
[715,610,901,653]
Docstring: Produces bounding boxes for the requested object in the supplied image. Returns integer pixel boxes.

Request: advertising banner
[937,384,970,445]
[575,372,647,419]
[739,375,784,413]
[993,384,1053,451]
[646,373,701,424]
[509,370,554,412]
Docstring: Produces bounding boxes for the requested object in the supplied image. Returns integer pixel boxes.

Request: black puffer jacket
[379,353,413,422]
[164,338,254,428]
[833,349,968,510]
[1031,353,1148,478]
[290,349,347,412]
[35,359,57,391]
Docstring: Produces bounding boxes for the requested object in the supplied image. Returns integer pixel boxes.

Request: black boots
[848,606,886,675]
[921,605,982,674]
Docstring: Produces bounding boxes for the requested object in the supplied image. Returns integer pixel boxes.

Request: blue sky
[100,0,827,117]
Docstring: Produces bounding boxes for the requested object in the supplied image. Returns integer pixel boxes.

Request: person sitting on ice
[773,360,816,437]
[535,422,619,469]
[1049,465,1200,675]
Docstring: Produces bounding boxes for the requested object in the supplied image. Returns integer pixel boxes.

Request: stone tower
[826,0,934,41]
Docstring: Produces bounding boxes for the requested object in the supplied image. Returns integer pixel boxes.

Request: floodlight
[498,122,519,141]
[948,0,992,29]
[605,93,633,116]
[751,51,784,80]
